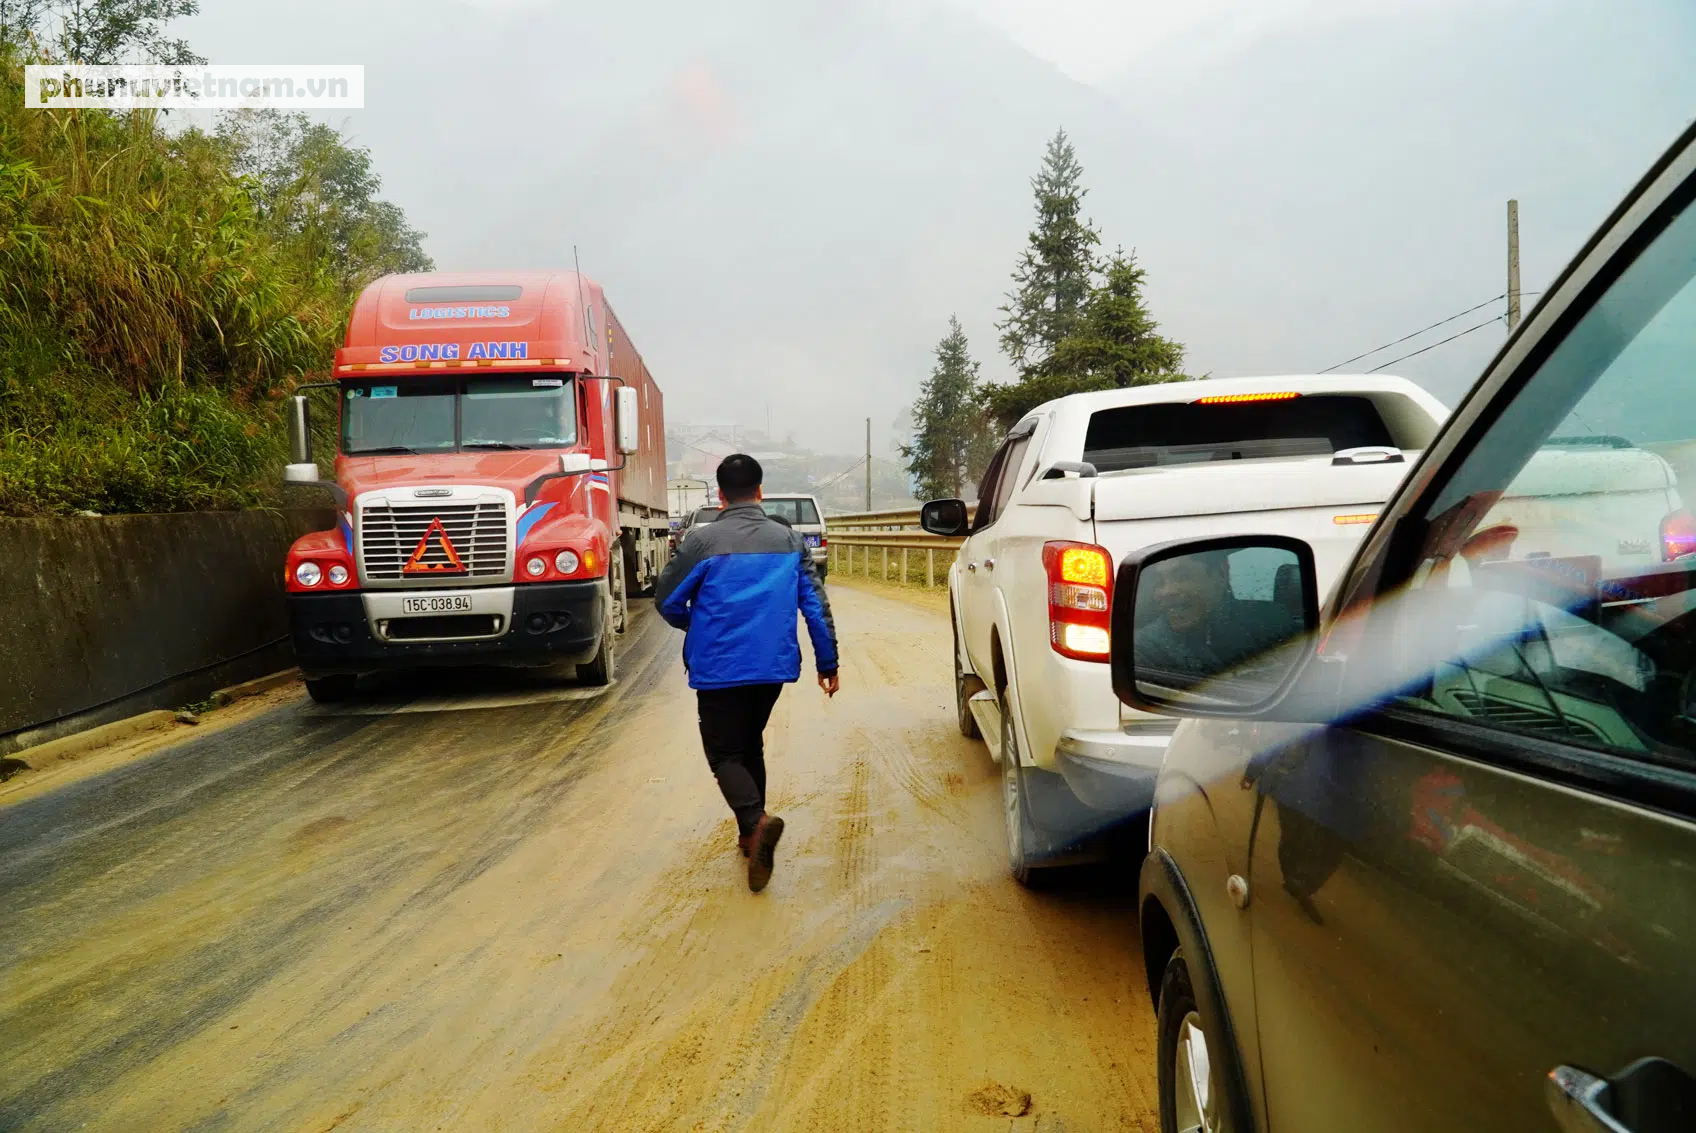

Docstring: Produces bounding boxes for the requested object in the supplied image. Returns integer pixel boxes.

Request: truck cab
[281,272,670,702]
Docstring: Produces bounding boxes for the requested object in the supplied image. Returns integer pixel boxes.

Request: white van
[760,494,829,577]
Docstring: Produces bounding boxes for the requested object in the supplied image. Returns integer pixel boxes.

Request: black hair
[716,453,763,502]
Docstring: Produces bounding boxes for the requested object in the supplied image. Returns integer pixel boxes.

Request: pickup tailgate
[1090,456,1414,595]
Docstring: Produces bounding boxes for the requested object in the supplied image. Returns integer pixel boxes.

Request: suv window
[761,498,820,525]
[1084,395,1394,472]
[1384,191,1696,764]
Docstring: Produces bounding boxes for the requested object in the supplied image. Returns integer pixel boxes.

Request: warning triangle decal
[403,517,468,575]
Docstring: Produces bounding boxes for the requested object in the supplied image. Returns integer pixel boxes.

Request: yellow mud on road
[0,583,1157,1131]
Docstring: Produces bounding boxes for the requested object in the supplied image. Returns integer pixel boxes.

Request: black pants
[696,683,784,836]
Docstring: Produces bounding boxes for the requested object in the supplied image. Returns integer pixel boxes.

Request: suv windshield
[1084,395,1395,472]
[340,376,577,455]
[761,498,821,525]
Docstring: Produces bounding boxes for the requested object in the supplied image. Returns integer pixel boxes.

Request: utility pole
[865,418,872,511]
[1507,199,1521,333]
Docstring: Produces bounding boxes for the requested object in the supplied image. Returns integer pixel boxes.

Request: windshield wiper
[347,445,421,455]
[461,441,533,450]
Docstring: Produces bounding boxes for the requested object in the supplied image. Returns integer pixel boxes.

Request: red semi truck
[280,271,671,702]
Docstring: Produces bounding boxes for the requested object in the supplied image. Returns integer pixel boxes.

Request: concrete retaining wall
[1,510,334,751]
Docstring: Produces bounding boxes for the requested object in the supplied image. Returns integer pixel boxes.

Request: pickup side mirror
[1110,534,1320,717]
[920,498,969,536]
[283,394,319,484]
[616,385,640,455]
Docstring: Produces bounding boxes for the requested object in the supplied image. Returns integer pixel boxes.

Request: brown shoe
[737,832,753,858]
[746,813,785,893]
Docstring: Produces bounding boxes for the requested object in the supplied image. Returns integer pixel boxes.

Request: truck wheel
[1001,700,1050,889]
[305,675,356,704]
[578,576,619,686]
[610,550,629,636]
[953,606,982,739]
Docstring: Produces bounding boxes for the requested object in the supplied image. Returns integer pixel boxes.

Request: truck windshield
[340,375,577,455]
[1083,394,1394,472]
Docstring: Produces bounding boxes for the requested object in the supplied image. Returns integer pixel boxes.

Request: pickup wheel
[952,605,982,739]
[1000,700,1049,888]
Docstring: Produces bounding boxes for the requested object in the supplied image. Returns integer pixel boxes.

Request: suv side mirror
[920,498,969,536]
[616,385,640,455]
[1110,534,1320,717]
[283,395,320,484]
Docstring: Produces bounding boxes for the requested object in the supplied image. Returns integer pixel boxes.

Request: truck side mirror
[616,385,640,455]
[283,395,320,484]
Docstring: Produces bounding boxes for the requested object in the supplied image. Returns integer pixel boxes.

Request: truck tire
[578,573,621,687]
[305,675,356,704]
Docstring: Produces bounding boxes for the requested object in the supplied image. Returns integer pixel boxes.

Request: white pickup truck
[920,374,1450,883]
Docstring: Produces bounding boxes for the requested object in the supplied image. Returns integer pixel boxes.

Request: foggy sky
[182,0,1696,457]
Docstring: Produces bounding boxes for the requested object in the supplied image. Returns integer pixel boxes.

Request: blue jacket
[654,502,839,690]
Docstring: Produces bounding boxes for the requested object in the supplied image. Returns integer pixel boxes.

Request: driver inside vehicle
[1136,550,1299,683]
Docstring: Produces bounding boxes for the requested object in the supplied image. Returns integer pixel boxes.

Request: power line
[811,458,867,491]
[1367,315,1505,373]
[1320,294,1505,373]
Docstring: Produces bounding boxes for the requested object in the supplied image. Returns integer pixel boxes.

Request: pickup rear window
[1083,395,1395,472]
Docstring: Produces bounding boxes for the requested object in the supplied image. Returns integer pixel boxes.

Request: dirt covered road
[0,581,1157,1131]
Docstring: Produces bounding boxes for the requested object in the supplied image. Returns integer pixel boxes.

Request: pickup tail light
[1043,541,1113,662]
[1662,508,1696,561]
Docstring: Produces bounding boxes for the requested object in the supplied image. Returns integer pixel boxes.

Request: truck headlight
[327,564,349,586]
[526,556,547,577]
[295,561,322,587]
[554,550,580,575]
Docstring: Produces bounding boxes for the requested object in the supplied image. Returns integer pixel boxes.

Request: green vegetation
[983,129,1188,426]
[901,316,996,500]
[0,13,429,516]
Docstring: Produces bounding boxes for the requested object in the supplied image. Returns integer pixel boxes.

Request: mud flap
[1018,763,1109,866]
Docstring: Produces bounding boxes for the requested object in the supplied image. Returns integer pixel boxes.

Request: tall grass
[0,51,417,515]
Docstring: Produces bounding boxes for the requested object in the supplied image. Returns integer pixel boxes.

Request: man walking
[655,454,840,892]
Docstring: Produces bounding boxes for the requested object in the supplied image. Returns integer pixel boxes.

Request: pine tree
[996,129,1101,377]
[986,249,1190,421]
[902,316,995,500]
[1051,249,1186,387]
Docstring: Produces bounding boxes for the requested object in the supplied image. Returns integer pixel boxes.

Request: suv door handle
[1548,1060,1696,1133]
[984,558,996,571]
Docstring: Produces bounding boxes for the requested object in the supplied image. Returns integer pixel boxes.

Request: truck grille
[360,502,509,581]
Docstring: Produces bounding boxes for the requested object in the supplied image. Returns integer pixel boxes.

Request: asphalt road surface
[0,582,1157,1131]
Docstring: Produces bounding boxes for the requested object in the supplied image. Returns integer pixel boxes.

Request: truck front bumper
[289,581,606,678]
[1052,725,1177,815]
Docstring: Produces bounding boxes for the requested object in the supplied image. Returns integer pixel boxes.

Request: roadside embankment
[0,509,332,754]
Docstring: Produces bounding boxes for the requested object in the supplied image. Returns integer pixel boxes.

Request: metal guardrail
[824,504,977,586]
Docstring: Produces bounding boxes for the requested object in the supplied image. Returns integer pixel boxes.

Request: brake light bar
[1194,391,1301,404]
[1043,541,1113,662]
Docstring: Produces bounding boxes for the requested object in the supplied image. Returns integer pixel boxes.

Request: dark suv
[1116,122,1696,1132]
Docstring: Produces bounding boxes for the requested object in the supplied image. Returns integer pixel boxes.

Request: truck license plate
[805,535,821,547]
[402,594,473,615]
